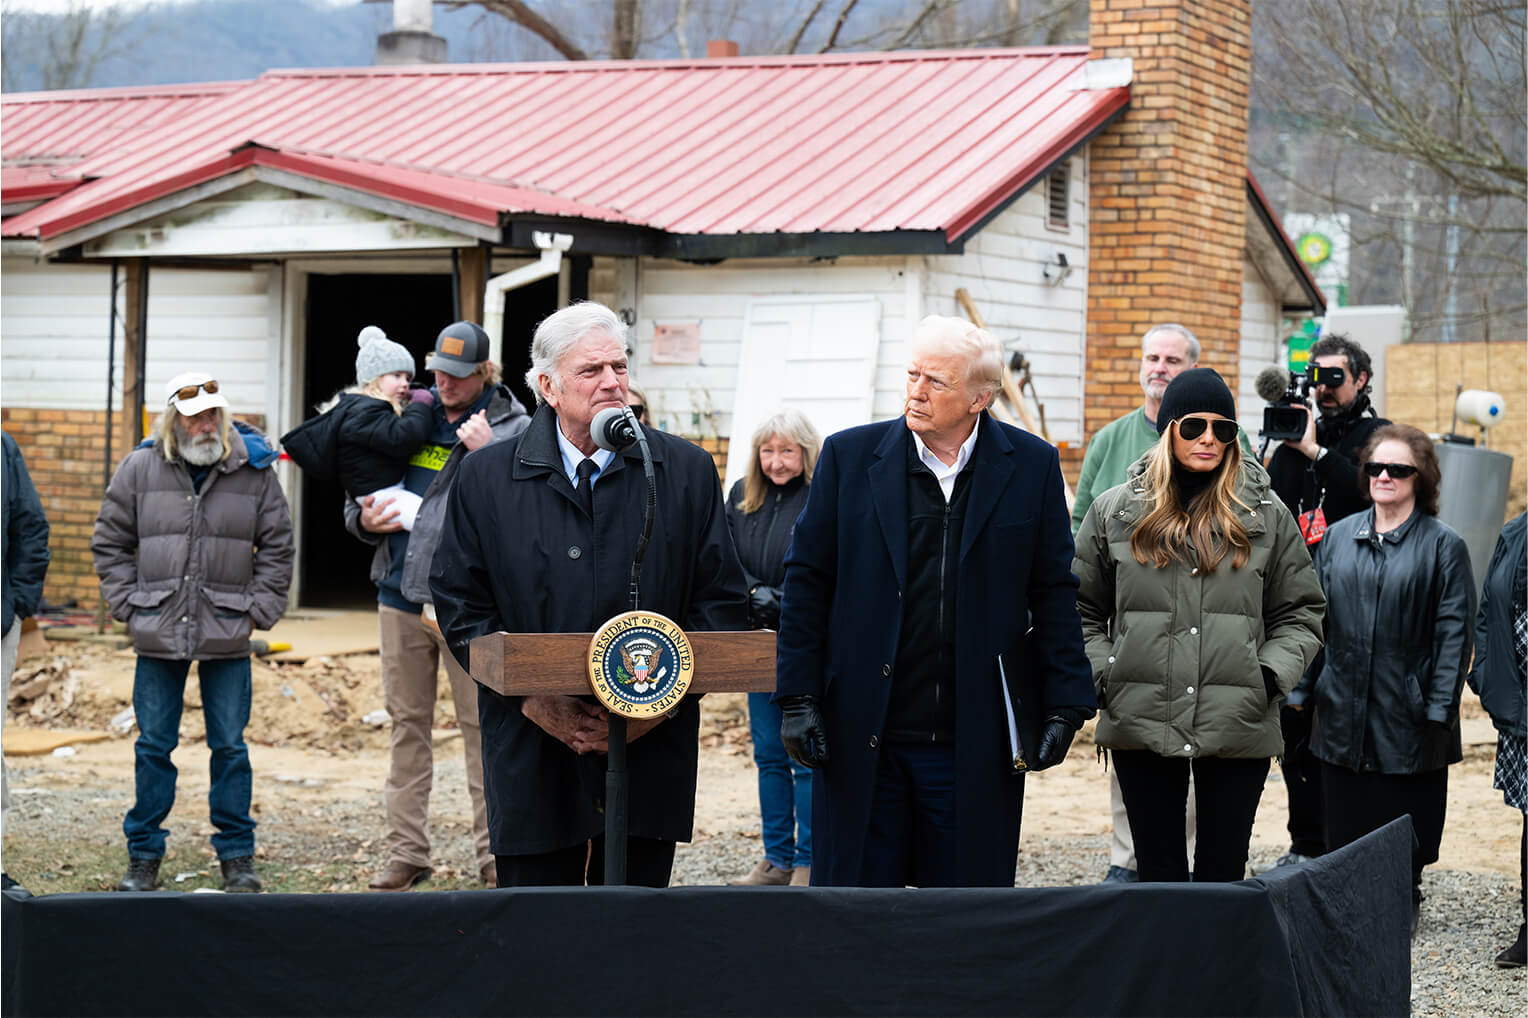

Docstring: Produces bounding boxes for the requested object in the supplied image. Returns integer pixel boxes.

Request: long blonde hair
[739,408,822,514]
[1128,424,1252,573]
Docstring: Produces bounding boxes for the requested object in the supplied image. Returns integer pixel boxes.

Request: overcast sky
[5,0,357,10]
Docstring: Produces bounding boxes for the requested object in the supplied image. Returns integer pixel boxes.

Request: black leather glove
[778,695,829,769]
[1034,717,1077,770]
[747,584,782,630]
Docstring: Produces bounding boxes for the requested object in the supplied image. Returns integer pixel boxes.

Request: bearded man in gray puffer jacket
[92,372,293,894]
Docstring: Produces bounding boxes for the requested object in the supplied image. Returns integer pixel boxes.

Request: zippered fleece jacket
[1072,455,1326,759]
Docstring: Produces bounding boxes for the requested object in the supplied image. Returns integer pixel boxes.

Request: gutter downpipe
[483,231,574,369]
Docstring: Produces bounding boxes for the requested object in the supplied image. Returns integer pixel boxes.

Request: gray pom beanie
[355,326,416,385]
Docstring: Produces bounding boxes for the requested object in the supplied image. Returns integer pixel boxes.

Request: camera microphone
[591,406,640,452]
[1254,365,1292,404]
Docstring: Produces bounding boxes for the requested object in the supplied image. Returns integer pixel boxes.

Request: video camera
[1258,364,1345,441]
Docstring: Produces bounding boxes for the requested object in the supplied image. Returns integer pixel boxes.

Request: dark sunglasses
[170,379,219,403]
[1363,461,1418,479]
[1176,417,1238,444]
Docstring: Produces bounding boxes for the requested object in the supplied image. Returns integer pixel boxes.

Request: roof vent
[1046,162,1071,230]
[706,40,740,58]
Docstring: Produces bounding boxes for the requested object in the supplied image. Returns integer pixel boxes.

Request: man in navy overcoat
[775,315,1096,887]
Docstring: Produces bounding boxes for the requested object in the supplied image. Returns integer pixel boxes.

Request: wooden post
[458,246,487,325]
[119,258,149,457]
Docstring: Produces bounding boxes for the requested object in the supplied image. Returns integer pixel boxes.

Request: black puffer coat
[281,393,433,496]
[725,475,808,630]
[1468,512,1526,738]
[1302,508,1476,773]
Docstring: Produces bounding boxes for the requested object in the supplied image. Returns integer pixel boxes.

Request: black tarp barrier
[2,818,1411,1017]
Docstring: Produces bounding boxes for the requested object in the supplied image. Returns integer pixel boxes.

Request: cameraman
[1264,332,1388,871]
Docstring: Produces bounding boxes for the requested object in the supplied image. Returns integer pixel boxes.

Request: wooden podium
[469,627,779,885]
[470,630,778,699]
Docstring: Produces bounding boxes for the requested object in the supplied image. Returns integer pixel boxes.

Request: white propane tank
[1456,389,1505,431]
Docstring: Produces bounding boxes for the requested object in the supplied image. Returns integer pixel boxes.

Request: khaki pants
[379,605,490,871]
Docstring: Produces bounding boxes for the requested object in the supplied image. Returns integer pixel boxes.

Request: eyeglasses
[170,379,219,403]
[1176,417,1238,444]
[1363,461,1418,479]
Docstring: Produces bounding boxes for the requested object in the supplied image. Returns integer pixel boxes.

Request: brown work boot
[368,860,432,892]
[220,856,262,893]
[117,857,161,892]
[789,866,811,886]
[729,859,792,886]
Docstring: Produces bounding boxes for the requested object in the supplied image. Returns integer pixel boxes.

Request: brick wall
[1386,342,1527,517]
[1085,0,1251,440]
[2,408,119,608]
[2,407,268,610]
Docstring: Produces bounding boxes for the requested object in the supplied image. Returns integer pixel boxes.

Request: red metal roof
[1,48,1128,248]
[1,81,244,205]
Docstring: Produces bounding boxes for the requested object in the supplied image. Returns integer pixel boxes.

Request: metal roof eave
[506,217,956,260]
[1245,173,1326,316]
[944,86,1131,246]
[36,149,505,256]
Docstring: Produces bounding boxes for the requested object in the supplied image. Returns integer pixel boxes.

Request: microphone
[1254,365,1292,404]
[591,406,639,451]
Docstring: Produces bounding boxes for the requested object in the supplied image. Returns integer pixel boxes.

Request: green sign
[1287,319,1318,373]
[1295,232,1332,267]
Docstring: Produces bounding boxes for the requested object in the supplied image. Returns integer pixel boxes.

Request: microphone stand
[605,406,656,885]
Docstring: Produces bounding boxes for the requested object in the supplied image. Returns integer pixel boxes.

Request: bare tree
[1253,0,1526,342]
[2,0,139,92]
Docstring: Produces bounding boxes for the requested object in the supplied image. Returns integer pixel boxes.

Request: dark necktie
[575,458,597,516]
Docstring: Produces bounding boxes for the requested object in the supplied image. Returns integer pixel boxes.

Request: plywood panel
[1387,341,1527,515]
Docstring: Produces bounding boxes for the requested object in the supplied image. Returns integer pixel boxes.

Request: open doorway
[299,273,453,607]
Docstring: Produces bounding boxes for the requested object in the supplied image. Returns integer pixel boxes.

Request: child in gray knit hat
[281,326,434,529]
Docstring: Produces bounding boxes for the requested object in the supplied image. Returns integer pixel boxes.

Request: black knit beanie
[1155,367,1237,434]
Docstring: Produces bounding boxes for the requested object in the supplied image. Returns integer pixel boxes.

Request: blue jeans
[123,656,255,861]
[748,692,812,869]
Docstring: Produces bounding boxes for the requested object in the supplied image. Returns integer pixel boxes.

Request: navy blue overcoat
[775,414,1095,886]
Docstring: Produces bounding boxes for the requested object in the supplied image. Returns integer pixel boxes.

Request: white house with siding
[0,48,1321,606]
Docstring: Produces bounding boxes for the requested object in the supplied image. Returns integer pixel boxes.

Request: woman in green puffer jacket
[1073,369,1325,883]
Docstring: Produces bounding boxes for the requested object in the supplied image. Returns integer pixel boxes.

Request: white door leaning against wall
[725,296,881,493]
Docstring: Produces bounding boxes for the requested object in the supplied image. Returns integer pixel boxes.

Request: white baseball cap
[165,372,229,416]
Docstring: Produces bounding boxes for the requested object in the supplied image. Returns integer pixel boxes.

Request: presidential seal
[587,611,695,719]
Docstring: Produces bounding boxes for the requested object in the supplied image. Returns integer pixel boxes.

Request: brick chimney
[706,40,740,58]
[1083,0,1250,435]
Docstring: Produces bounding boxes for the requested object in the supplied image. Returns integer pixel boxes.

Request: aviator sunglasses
[170,379,219,403]
[1363,461,1418,479]
[1176,417,1238,444]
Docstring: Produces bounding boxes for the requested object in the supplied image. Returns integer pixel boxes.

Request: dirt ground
[3,611,1517,888]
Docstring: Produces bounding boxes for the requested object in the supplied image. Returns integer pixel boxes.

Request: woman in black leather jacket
[725,408,821,886]
[1469,511,1526,967]
[1293,424,1476,931]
